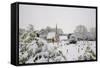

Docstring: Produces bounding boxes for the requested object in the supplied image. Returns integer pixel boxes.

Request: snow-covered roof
[47,32,56,39]
[59,36,68,41]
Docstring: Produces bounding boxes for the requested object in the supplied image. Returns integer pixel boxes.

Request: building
[46,24,59,43]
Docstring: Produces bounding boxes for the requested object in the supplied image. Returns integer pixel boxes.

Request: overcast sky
[19,4,96,33]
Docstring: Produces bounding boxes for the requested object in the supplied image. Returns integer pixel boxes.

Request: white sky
[19,4,96,33]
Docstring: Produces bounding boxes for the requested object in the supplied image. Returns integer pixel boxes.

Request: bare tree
[27,24,34,32]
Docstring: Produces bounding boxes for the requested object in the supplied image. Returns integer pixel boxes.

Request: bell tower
[55,24,59,43]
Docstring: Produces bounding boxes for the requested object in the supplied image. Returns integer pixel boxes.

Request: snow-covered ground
[19,37,96,64]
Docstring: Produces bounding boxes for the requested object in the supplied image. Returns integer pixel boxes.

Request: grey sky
[19,4,96,33]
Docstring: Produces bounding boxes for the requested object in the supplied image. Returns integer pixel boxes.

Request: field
[19,37,96,64]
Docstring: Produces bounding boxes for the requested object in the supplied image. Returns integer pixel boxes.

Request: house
[47,32,56,43]
[46,32,59,43]
[46,24,59,43]
[59,35,68,41]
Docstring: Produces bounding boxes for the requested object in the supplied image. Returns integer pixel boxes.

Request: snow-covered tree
[90,27,96,40]
[74,25,88,40]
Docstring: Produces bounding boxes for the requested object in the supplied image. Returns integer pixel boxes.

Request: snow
[47,32,56,39]
[65,44,79,61]
[59,36,68,41]
[19,37,96,64]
